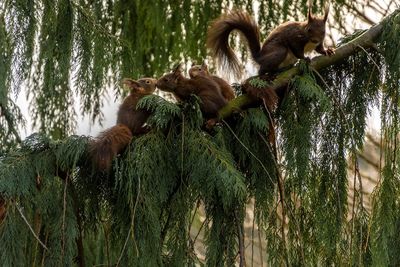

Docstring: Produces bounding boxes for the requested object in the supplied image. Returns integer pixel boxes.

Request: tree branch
[217,11,393,119]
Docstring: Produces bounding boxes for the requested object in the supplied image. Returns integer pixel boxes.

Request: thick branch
[217,15,390,119]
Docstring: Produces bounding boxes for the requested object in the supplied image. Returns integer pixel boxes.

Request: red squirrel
[207,1,334,76]
[189,62,236,101]
[157,64,227,119]
[89,78,156,172]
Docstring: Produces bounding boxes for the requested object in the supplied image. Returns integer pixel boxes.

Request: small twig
[102,222,111,267]
[69,0,120,41]
[251,201,256,267]
[193,217,209,244]
[349,154,358,253]
[32,212,41,267]
[355,161,364,266]
[188,199,201,234]
[61,172,69,263]
[130,175,141,257]
[160,212,171,243]
[312,68,368,222]
[235,211,246,267]
[365,114,384,253]
[283,200,306,265]
[258,224,264,267]
[222,119,276,186]
[75,211,85,267]
[16,203,49,251]
[261,101,289,265]
[181,114,185,178]
[357,45,381,70]
[343,2,376,25]
[41,232,49,267]
[116,175,141,266]
[116,227,132,267]
[258,127,307,264]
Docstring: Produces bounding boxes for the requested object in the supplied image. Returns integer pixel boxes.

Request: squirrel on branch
[157,64,227,119]
[189,62,236,101]
[89,78,156,172]
[207,0,335,77]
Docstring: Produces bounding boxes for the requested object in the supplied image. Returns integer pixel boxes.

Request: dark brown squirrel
[189,62,236,101]
[207,1,334,76]
[89,78,156,172]
[157,64,227,119]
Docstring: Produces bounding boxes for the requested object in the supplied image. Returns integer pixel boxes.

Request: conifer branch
[217,14,390,119]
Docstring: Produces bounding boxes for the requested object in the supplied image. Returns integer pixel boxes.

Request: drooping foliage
[0,94,276,266]
[0,0,360,150]
[1,0,400,266]
[369,12,400,266]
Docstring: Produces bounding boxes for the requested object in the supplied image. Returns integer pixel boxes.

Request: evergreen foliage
[0,0,400,266]
[0,0,343,147]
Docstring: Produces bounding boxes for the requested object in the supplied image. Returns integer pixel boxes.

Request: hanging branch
[217,12,392,119]
[16,203,49,251]
[235,211,246,267]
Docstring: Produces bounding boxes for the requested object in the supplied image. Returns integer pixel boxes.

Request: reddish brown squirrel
[90,78,156,172]
[189,62,236,101]
[157,64,227,119]
[207,1,334,76]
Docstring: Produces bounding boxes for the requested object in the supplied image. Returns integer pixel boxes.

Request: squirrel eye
[146,80,150,84]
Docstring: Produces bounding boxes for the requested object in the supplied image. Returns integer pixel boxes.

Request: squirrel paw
[232,107,242,114]
[205,118,218,129]
[325,48,335,56]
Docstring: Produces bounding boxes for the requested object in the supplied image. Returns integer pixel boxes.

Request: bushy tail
[89,124,133,172]
[207,10,261,77]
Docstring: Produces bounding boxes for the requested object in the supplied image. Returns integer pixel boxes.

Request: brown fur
[89,124,133,172]
[157,65,227,118]
[242,77,278,111]
[189,62,236,101]
[117,78,157,135]
[90,78,156,172]
[207,2,334,76]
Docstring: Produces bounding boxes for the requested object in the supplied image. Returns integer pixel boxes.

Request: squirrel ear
[323,2,330,22]
[172,63,182,76]
[307,0,314,21]
[122,78,140,90]
[201,61,208,71]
